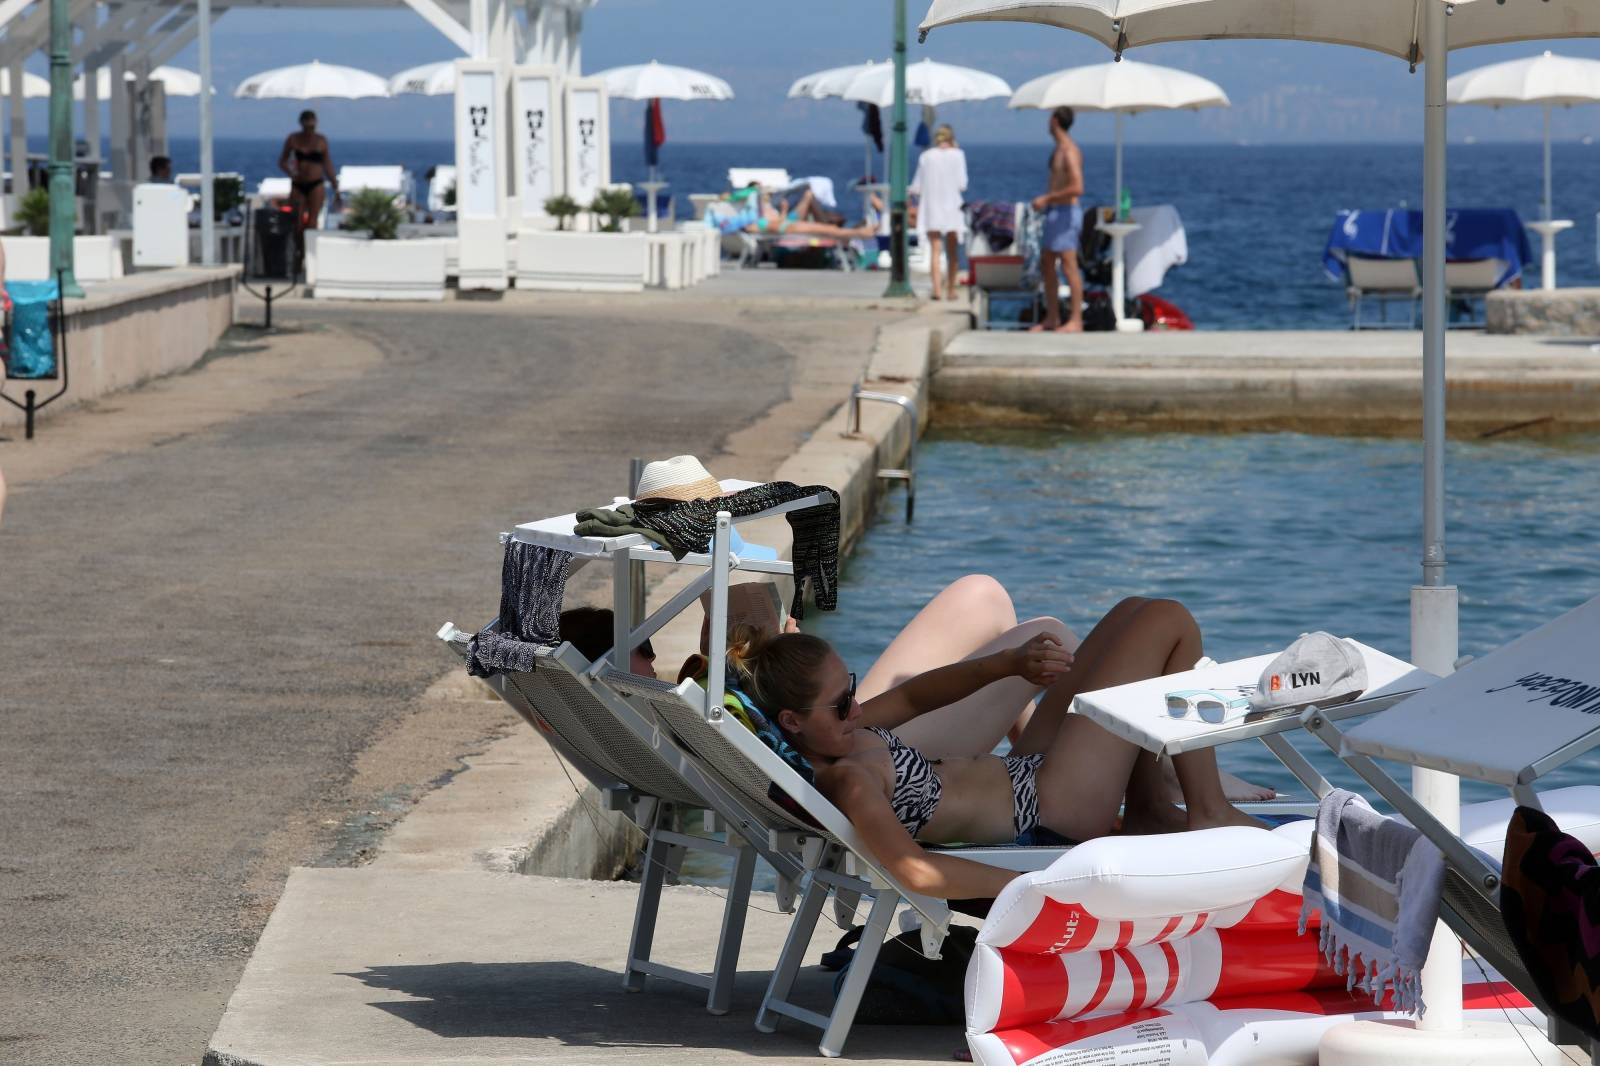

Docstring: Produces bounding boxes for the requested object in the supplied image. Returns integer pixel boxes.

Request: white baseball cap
[1250,631,1369,713]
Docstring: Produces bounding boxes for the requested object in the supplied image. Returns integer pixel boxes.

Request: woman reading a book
[724,595,1264,902]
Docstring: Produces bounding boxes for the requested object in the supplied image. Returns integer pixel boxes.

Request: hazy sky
[37,1,1600,144]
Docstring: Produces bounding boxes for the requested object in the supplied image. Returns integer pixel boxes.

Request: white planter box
[310,234,448,301]
[515,231,648,293]
[5,235,122,283]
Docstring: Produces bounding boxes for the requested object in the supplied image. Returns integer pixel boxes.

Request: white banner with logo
[563,78,609,210]
[512,66,562,222]
[453,59,507,289]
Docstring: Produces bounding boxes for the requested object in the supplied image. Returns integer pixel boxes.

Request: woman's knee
[944,574,1015,622]
[1016,615,1080,652]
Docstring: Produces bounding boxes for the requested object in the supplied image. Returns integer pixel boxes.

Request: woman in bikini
[725,595,1265,901]
[278,109,338,272]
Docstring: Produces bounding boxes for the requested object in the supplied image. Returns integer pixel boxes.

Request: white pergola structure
[0,0,595,254]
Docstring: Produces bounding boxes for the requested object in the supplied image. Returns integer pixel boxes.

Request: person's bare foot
[1120,801,1189,835]
[1187,805,1270,831]
[945,287,959,301]
[1028,321,1060,333]
[1056,319,1084,333]
[929,291,943,301]
[1162,763,1276,804]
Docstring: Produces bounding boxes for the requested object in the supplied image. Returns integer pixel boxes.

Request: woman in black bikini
[725,596,1264,902]
[278,109,338,271]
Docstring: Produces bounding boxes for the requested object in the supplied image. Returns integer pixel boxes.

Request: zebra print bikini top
[866,726,942,838]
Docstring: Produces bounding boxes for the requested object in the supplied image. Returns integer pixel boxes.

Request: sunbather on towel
[679,575,1275,803]
[725,595,1268,901]
[708,183,876,240]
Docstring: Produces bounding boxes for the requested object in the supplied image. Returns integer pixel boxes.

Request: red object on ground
[1137,293,1194,330]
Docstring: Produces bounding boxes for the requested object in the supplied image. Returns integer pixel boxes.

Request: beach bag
[3,280,59,379]
[830,924,977,1025]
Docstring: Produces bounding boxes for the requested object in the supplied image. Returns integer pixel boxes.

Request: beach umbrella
[921,0,1600,1047]
[787,61,886,100]
[1011,60,1228,327]
[1448,50,1600,289]
[0,69,49,99]
[75,66,207,101]
[234,61,390,100]
[387,60,455,97]
[592,61,733,232]
[841,57,1010,109]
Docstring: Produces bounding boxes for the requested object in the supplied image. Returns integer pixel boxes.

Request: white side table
[1526,218,1573,291]
[638,181,669,234]
[1098,220,1144,332]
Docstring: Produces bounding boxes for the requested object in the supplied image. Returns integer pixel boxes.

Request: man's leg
[1060,249,1084,332]
[1030,252,1061,331]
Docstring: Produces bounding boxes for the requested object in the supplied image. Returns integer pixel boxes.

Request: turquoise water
[808,429,1600,803]
[644,429,1600,890]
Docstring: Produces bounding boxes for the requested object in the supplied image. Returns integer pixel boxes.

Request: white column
[9,60,25,199]
[197,0,214,265]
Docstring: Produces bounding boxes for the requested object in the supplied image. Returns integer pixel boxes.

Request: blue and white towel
[1299,788,1445,1015]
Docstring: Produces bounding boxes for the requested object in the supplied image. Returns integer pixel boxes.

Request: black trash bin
[254,205,297,279]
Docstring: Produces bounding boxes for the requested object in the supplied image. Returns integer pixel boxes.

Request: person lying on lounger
[723,595,1266,901]
[680,576,1275,803]
[707,183,876,240]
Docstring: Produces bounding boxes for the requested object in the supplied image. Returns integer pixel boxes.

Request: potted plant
[542,194,580,232]
[589,187,639,233]
[15,187,50,236]
[313,188,446,301]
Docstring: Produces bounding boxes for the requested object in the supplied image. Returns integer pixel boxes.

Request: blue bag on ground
[6,279,59,379]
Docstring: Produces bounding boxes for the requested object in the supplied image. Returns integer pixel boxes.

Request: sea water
[153,136,1600,330]
[663,429,1600,890]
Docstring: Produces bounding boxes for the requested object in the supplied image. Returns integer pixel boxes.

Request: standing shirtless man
[1030,106,1085,333]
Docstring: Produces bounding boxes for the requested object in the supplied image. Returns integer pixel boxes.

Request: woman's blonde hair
[725,623,832,720]
[934,124,956,146]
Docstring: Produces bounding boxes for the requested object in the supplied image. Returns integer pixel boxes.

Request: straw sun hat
[634,455,726,503]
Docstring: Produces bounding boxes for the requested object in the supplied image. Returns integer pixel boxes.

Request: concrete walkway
[938,328,1600,434]
[0,285,913,1066]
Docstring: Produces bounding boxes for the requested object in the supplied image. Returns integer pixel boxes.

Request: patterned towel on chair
[1299,788,1444,1015]
[1502,804,1600,1041]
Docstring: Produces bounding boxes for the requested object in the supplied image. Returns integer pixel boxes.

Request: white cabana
[921,0,1600,1060]
[234,60,390,100]
[841,57,1010,109]
[1448,50,1600,290]
[387,60,456,97]
[1010,59,1228,330]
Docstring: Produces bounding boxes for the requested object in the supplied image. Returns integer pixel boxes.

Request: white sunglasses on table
[1164,687,1255,725]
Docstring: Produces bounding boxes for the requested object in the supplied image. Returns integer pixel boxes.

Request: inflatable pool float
[962,786,1600,1066]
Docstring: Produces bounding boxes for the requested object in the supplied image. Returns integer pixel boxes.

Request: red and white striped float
[962,786,1600,1066]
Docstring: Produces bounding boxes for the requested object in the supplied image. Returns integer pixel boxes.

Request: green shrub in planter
[589,187,639,233]
[213,175,244,220]
[343,188,404,240]
[544,194,580,231]
[16,188,51,236]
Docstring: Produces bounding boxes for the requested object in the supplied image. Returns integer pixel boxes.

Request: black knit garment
[465,540,575,677]
[630,482,840,619]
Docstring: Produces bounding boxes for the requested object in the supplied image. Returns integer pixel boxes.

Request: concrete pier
[934,329,1600,435]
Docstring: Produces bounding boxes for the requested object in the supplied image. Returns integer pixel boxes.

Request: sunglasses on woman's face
[813,672,856,721]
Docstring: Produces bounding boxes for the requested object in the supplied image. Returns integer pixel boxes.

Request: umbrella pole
[1542,101,1552,224]
[1114,111,1124,219]
[884,0,912,298]
[1414,0,1463,1033]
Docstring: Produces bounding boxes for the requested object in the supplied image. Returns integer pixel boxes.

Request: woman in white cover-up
[910,125,968,301]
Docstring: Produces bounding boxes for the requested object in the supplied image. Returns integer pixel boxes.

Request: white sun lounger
[1301,594,1600,1060]
[437,625,792,1015]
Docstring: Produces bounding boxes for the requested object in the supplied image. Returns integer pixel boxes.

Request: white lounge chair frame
[505,486,1064,1056]
[437,626,790,1015]
[1346,254,1421,330]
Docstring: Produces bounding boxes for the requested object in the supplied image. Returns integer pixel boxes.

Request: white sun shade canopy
[2,69,49,99]
[234,61,390,101]
[75,65,206,100]
[788,61,887,100]
[593,61,734,101]
[1010,59,1228,113]
[1448,50,1600,108]
[842,57,1011,108]
[1341,595,1600,787]
[388,60,455,97]
[920,0,1600,63]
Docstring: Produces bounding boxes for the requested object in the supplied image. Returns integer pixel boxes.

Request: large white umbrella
[234,60,390,100]
[1448,50,1600,289]
[387,60,455,97]
[75,65,207,101]
[922,0,1600,1052]
[787,60,885,100]
[590,61,734,232]
[593,61,734,102]
[1011,60,1228,327]
[1,69,49,99]
[841,57,1010,108]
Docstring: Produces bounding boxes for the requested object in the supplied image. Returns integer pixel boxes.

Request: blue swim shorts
[1041,203,1084,255]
